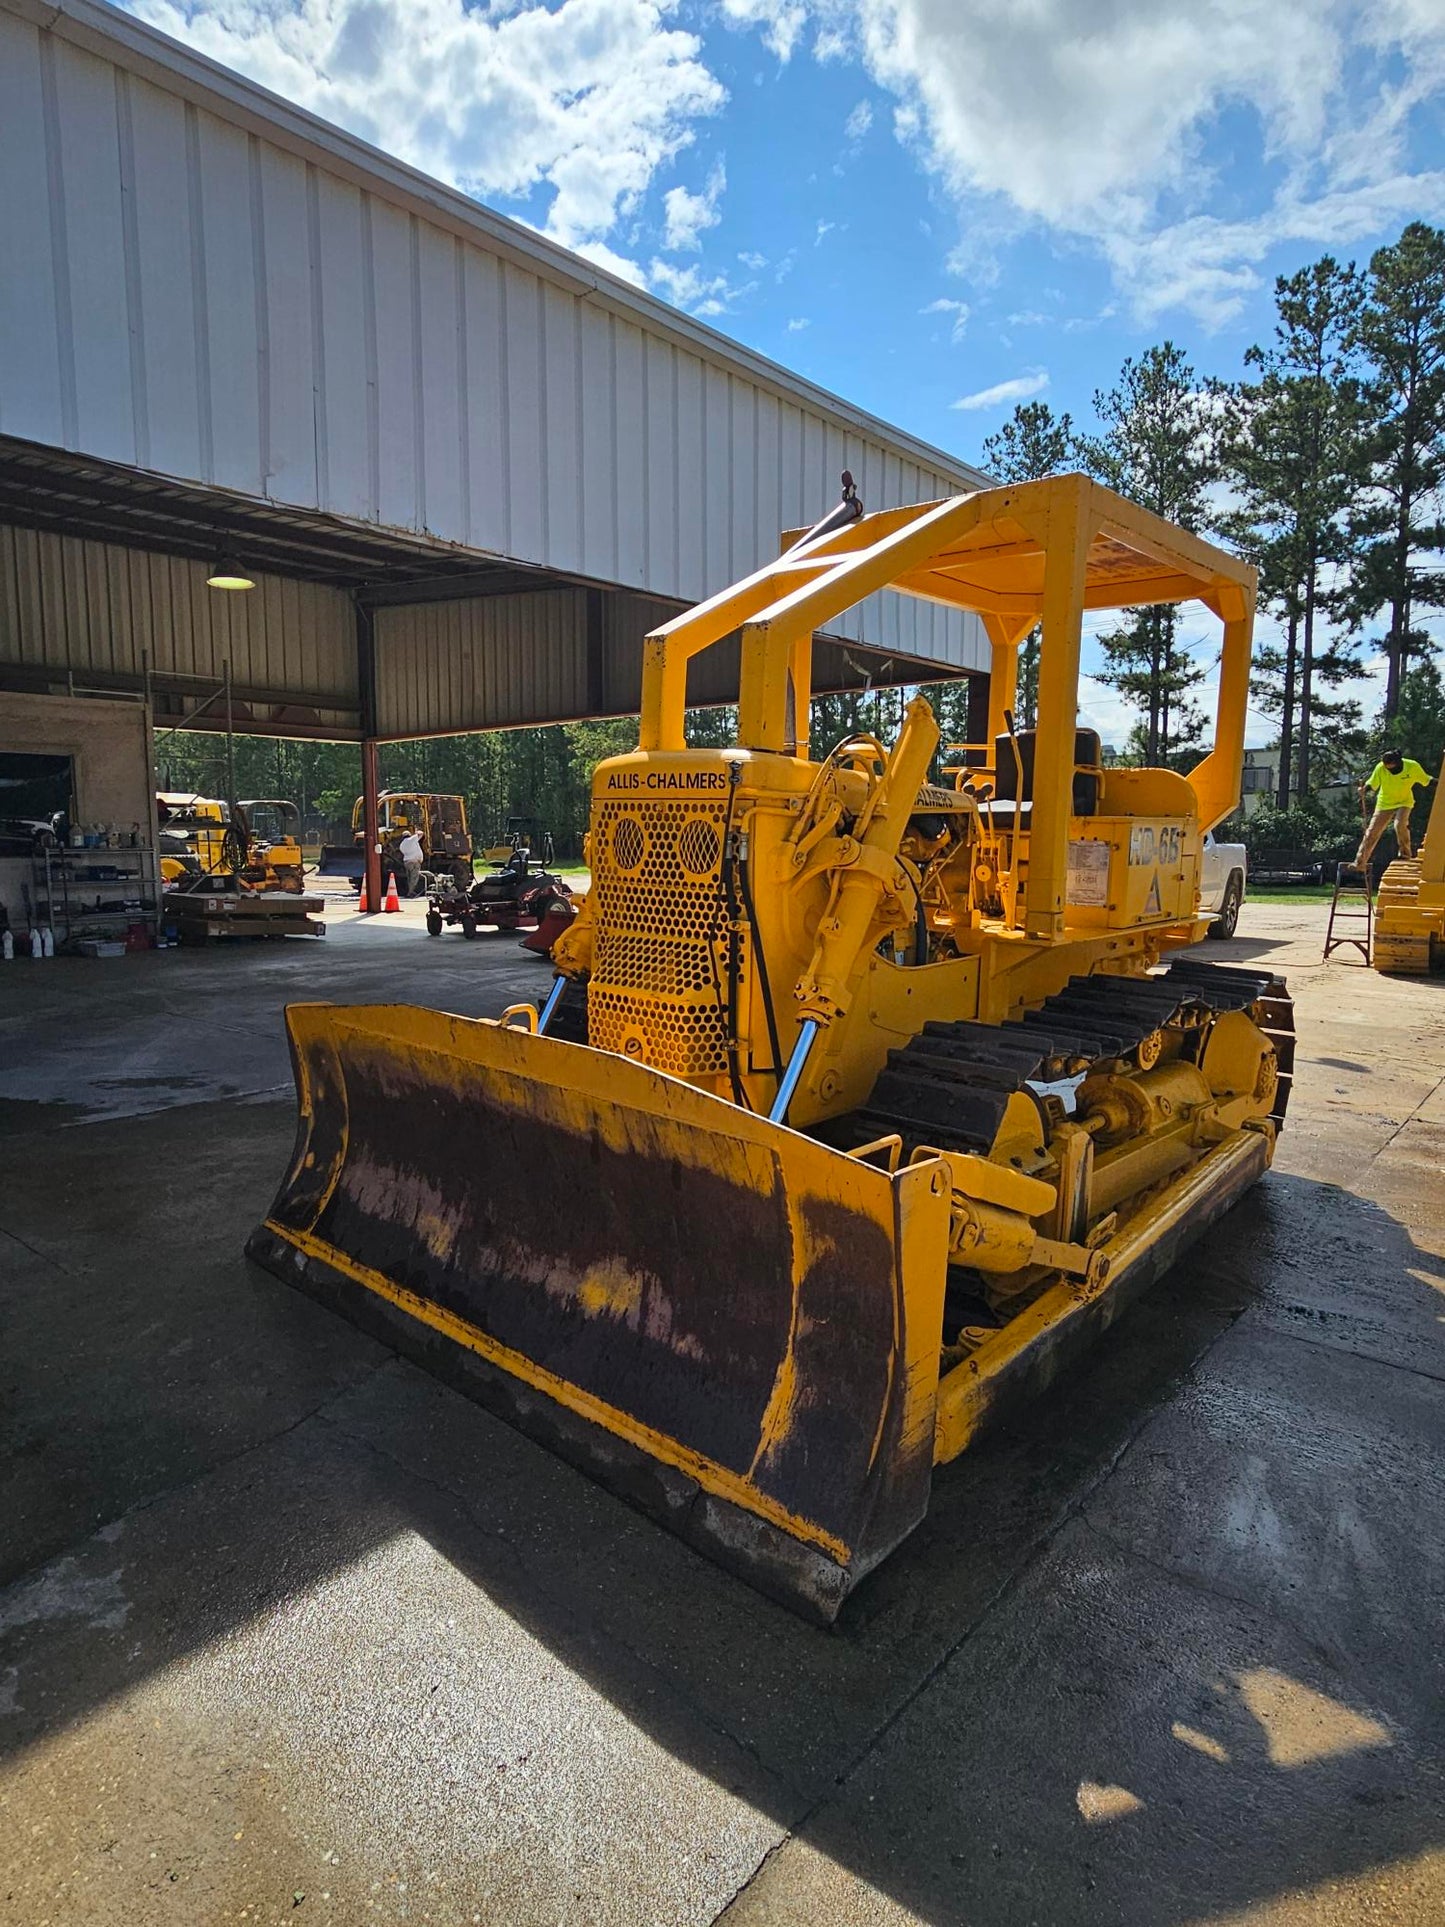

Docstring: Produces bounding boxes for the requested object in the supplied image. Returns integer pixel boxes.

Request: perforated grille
[590,985,730,1075]
[591,797,734,1077]
[612,814,645,871]
[677,816,721,877]
[595,931,719,996]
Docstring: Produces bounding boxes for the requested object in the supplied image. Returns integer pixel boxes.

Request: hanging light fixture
[206,554,255,591]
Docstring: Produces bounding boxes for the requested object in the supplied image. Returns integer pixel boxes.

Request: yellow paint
[933,1130,1271,1462]
[576,1260,645,1322]
[1373,753,1445,975]
[748,1335,802,1477]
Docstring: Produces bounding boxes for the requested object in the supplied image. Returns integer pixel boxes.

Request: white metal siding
[0,0,988,680]
[0,523,355,704]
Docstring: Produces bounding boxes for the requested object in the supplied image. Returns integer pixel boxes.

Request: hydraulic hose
[734,821,785,1093]
[717,764,751,1109]
[536,975,568,1036]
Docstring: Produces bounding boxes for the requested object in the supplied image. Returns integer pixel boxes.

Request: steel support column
[356,600,383,913]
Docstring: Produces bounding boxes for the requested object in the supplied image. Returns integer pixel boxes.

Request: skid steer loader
[248,473,1293,1620]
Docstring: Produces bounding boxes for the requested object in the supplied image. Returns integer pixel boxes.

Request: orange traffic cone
[356,873,369,912]
[383,871,401,913]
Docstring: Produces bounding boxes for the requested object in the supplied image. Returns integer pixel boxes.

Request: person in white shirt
[398,829,425,896]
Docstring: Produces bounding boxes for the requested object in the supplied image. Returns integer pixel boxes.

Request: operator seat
[474,850,533,902]
[991,728,1103,817]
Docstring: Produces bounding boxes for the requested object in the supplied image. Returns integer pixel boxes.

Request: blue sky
[129,0,1445,746]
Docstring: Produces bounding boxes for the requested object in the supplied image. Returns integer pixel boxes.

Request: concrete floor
[1,894,1442,1926]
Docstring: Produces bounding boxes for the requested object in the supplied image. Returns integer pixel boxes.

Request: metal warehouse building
[0,0,988,728]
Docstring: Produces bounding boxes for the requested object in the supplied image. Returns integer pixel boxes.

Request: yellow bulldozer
[1373,756,1445,974]
[248,474,1293,1620]
[318,791,474,893]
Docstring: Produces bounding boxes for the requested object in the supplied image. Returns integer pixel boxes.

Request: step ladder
[1323,865,1374,962]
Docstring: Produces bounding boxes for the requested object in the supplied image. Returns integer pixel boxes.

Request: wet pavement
[1,899,1442,1925]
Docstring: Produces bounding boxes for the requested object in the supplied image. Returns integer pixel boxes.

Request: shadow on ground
[1201,932,1296,964]
[2,1079,1441,1924]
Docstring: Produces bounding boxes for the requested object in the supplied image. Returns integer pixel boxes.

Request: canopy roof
[777,474,1255,624]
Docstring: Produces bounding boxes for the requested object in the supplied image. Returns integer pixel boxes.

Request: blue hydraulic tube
[536,975,568,1036]
[769,1019,820,1125]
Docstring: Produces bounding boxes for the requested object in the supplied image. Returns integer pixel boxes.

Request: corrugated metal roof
[375,591,589,739]
[373,587,967,740]
[0,521,355,706]
[0,516,970,740]
[0,0,988,682]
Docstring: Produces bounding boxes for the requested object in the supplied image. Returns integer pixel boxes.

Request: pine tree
[1348,222,1445,720]
[980,400,1077,727]
[1217,258,1365,804]
[1079,345,1215,763]
[1368,658,1445,849]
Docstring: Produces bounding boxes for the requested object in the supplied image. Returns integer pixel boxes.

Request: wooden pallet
[167,888,325,941]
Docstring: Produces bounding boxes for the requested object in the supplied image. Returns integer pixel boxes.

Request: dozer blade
[246,1004,953,1620]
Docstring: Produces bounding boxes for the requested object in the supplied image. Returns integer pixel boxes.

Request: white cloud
[129,0,724,253]
[730,0,1445,324]
[845,98,873,141]
[921,295,969,342]
[950,370,1049,411]
[1064,305,1116,332]
[738,249,768,269]
[662,160,725,250]
[815,219,836,243]
[1104,167,1445,325]
[719,0,808,62]
[647,257,752,316]
[852,1,1339,229]
[786,316,811,332]
[568,238,649,287]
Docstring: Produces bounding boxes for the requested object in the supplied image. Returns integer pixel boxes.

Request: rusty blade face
[247,1004,951,1619]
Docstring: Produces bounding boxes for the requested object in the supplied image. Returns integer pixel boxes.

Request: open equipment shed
[0,0,991,922]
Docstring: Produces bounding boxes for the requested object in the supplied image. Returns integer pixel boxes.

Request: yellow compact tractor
[238,799,306,891]
[249,474,1293,1620]
[157,794,306,891]
[482,815,558,867]
[1373,756,1445,973]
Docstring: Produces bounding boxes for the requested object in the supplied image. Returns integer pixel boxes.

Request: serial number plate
[1067,839,1111,907]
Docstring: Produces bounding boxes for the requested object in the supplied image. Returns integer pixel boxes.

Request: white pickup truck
[1200,829,1247,938]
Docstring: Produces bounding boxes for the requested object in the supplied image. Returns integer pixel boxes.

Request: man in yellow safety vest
[1353,746,1434,869]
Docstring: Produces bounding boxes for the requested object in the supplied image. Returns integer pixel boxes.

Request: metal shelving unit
[31,843,162,952]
